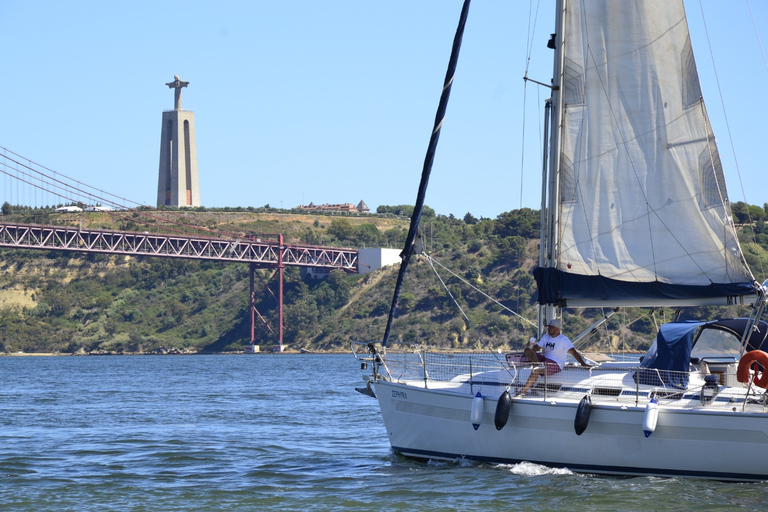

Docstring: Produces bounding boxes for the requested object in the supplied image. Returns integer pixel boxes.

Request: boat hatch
[591,387,622,397]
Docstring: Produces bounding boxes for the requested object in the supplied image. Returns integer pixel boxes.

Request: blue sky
[1,1,766,219]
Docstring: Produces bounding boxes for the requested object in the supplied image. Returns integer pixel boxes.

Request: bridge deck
[0,222,358,271]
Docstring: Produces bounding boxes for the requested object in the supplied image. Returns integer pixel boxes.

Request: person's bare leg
[519,368,542,395]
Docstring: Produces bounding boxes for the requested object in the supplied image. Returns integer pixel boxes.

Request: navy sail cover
[534,267,756,307]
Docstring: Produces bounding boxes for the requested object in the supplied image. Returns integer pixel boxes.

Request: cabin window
[691,328,741,359]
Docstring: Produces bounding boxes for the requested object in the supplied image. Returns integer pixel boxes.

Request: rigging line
[697,0,763,281]
[747,0,768,72]
[572,307,653,352]
[521,1,545,209]
[425,254,513,374]
[382,0,472,347]
[600,306,617,353]
[425,255,475,334]
[524,0,543,77]
[696,0,750,220]
[698,99,760,281]
[428,256,537,328]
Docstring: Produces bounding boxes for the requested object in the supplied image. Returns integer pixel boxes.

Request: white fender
[643,397,658,438]
[471,391,484,430]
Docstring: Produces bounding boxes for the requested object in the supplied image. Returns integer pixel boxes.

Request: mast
[537,99,551,334]
[541,0,567,325]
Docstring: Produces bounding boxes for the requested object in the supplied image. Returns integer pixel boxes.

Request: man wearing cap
[517,318,590,396]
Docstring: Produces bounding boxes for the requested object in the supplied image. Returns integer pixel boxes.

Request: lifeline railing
[351,341,768,412]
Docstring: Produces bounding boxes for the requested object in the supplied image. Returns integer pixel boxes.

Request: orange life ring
[737,350,768,389]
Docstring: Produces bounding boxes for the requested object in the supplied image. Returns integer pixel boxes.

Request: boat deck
[373,348,768,414]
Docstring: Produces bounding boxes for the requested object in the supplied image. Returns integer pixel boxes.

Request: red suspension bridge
[0,146,363,351]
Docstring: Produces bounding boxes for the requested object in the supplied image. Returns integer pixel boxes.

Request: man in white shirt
[518,318,590,396]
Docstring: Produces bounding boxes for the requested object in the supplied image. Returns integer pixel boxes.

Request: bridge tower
[157,76,201,207]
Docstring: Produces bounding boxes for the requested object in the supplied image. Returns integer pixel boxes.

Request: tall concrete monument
[157,75,200,207]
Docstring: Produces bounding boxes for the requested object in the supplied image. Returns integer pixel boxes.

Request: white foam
[497,461,574,477]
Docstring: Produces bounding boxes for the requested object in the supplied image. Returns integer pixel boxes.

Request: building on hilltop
[157,75,201,207]
[295,200,370,213]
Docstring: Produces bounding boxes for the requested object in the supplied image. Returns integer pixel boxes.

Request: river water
[0,354,765,511]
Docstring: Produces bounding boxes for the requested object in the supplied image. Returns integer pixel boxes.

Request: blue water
[0,354,765,511]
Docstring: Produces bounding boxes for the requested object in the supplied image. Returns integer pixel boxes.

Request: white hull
[374,380,768,481]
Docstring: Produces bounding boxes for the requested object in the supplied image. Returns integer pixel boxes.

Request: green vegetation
[0,202,766,354]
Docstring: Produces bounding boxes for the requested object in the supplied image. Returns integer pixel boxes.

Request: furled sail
[535,0,755,307]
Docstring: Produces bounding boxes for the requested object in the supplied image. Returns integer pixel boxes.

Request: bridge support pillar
[246,236,285,353]
[278,234,284,350]
[249,262,256,346]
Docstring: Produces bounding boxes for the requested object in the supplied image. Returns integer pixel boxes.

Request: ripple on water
[0,354,766,511]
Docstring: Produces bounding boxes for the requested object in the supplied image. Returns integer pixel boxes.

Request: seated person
[518,319,590,396]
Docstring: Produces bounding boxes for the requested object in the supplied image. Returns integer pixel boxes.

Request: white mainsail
[536,0,755,307]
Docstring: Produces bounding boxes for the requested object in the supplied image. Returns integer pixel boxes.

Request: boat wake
[424,457,477,469]
[498,461,574,477]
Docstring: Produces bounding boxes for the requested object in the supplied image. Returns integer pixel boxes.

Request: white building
[357,248,401,275]
[300,248,401,280]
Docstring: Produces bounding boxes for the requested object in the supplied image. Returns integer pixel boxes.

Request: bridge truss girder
[0,222,358,271]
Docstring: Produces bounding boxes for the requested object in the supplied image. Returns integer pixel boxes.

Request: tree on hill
[376,204,435,218]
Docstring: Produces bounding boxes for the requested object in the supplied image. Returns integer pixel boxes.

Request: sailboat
[353,0,768,481]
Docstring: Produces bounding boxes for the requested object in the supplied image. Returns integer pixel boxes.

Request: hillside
[0,204,766,354]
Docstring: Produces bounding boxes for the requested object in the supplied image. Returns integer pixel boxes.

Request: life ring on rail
[736,350,768,389]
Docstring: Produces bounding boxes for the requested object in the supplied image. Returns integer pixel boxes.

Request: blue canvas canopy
[634,321,704,388]
[633,318,768,388]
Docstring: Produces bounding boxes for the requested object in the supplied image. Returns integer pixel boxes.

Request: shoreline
[1,348,645,357]
[0,350,350,357]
